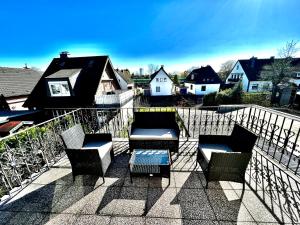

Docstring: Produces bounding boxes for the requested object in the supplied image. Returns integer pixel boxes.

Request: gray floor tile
[110,216,146,225]
[146,188,180,218]
[75,215,111,225]
[146,217,183,225]
[7,212,45,225]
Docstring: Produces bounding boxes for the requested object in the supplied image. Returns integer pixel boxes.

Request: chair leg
[102,175,105,184]
[205,181,208,189]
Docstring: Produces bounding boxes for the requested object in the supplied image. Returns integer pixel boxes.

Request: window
[201,86,206,91]
[297,72,300,78]
[156,86,160,92]
[252,84,258,90]
[191,74,194,80]
[160,78,164,82]
[164,78,167,82]
[48,81,71,97]
[190,84,193,90]
[156,78,159,82]
[237,65,239,70]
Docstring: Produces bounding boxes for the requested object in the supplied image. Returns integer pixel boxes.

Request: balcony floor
[0,140,294,225]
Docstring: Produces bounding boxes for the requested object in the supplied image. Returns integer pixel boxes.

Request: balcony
[0,106,300,224]
[95,89,134,107]
[227,78,240,82]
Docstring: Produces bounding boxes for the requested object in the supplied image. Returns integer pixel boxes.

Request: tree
[147,64,159,74]
[218,60,235,81]
[261,40,299,102]
[173,74,179,85]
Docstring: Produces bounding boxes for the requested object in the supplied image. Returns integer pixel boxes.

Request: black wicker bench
[129,112,180,154]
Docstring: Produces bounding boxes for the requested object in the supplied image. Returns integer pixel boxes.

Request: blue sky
[0,0,299,73]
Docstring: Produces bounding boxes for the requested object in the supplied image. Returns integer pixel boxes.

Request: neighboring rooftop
[185,65,222,84]
[116,69,132,83]
[238,57,300,81]
[0,67,42,98]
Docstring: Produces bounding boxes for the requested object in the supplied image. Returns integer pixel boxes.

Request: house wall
[248,81,273,93]
[226,61,249,91]
[184,83,220,95]
[96,69,119,95]
[116,73,128,90]
[150,70,174,96]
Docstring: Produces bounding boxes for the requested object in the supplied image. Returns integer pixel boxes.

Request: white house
[226,57,274,92]
[115,69,133,90]
[149,66,174,96]
[184,65,221,95]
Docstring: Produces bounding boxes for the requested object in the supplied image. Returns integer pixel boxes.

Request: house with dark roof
[115,69,133,89]
[24,53,133,109]
[149,66,174,96]
[184,65,221,95]
[225,57,300,92]
[0,67,42,110]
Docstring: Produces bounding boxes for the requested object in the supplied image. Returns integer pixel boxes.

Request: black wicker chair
[60,124,114,183]
[129,112,180,154]
[197,123,258,190]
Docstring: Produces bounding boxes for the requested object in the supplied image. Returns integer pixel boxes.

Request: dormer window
[296,72,300,78]
[191,74,194,80]
[48,81,71,97]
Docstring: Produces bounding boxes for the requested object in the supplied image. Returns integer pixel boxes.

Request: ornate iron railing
[0,105,300,223]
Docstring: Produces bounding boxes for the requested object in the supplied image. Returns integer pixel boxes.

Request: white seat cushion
[199,144,232,162]
[130,128,178,141]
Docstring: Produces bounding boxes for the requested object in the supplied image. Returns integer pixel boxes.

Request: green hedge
[242,92,271,107]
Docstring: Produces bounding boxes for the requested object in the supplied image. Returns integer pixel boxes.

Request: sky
[0,0,300,74]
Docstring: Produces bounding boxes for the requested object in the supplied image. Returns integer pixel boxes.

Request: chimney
[60,51,69,59]
[270,56,275,62]
[23,63,29,69]
[250,56,257,68]
[161,65,164,68]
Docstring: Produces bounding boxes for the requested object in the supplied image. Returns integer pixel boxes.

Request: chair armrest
[198,135,230,144]
[84,133,112,144]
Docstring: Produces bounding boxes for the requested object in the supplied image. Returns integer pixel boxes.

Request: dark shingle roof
[24,56,120,108]
[185,65,221,84]
[0,68,42,98]
[47,69,81,79]
[238,57,300,81]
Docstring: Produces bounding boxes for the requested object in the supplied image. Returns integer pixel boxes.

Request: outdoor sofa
[197,123,258,190]
[129,112,180,154]
[61,124,114,183]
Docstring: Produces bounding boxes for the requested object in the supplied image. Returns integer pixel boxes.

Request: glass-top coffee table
[129,149,171,185]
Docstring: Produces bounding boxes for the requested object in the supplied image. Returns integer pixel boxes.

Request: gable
[150,68,173,84]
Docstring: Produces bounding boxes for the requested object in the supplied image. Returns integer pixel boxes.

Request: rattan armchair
[60,124,114,183]
[197,124,258,190]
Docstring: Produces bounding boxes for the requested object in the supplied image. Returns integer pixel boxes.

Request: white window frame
[156,86,160,92]
[48,81,71,97]
[201,86,206,91]
[156,78,159,82]
[251,84,258,90]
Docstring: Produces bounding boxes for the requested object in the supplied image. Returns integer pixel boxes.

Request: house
[149,66,174,96]
[24,53,133,109]
[0,67,42,110]
[115,69,133,89]
[184,66,221,95]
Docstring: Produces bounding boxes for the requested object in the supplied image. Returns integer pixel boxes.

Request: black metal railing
[1,105,300,215]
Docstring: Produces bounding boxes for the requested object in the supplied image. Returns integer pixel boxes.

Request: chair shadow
[170,171,246,224]
[0,171,98,224]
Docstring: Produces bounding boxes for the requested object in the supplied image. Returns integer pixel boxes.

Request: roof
[185,65,221,84]
[116,69,132,83]
[149,66,173,83]
[0,121,22,133]
[237,57,300,81]
[24,56,120,108]
[47,69,81,79]
[0,67,42,98]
